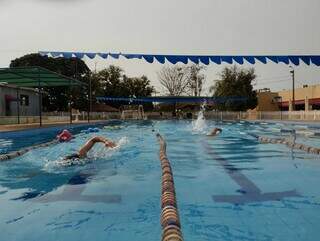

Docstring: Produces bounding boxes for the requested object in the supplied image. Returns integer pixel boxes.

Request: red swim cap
[58,129,72,142]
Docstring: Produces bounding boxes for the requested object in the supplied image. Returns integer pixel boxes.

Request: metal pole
[69,80,72,125]
[38,68,42,127]
[16,88,20,124]
[90,77,92,121]
[280,97,283,120]
[290,67,295,111]
[88,77,92,123]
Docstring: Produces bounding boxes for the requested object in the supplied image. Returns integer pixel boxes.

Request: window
[20,94,29,106]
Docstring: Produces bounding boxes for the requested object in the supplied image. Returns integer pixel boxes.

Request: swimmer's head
[208,128,222,136]
[62,129,70,134]
[216,128,222,133]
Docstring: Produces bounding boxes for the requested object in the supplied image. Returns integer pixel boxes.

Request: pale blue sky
[0,0,319,94]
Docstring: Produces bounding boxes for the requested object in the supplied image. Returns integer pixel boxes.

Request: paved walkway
[0,120,103,132]
[2,118,319,133]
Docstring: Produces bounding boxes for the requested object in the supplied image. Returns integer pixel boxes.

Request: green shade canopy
[0,66,86,87]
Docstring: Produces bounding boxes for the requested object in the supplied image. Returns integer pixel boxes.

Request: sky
[0,0,319,95]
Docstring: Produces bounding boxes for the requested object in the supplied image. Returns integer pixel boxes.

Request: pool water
[0,120,320,241]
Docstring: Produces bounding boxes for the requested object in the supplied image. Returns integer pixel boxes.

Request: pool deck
[0,120,105,133]
[1,118,319,133]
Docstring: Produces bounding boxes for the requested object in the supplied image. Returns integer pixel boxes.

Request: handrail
[156,133,183,241]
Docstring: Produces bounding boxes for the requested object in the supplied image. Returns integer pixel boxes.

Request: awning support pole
[88,77,92,123]
[38,68,42,127]
[69,80,72,125]
[16,87,20,124]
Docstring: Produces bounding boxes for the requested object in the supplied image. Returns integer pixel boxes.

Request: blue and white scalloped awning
[39,51,320,66]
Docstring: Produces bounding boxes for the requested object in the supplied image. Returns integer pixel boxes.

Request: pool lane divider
[257,136,320,155]
[156,133,184,241]
[0,139,58,161]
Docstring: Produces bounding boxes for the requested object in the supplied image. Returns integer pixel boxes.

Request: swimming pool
[0,120,320,241]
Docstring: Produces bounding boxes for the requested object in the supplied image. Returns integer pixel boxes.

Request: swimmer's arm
[78,136,116,157]
[92,136,116,148]
[207,131,216,136]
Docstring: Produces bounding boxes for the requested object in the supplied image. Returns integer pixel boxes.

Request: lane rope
[256,136,320,155]
[156,133,184,241]
[0,140,58,161]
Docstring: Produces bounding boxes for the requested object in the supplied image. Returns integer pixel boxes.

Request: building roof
[0,66,86,87]
[0,83,41,93]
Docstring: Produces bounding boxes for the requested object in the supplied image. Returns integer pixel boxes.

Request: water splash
[45,137,129,169]
[192,102,207,133]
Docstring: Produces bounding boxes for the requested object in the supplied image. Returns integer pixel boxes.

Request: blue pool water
[0,120,320,241]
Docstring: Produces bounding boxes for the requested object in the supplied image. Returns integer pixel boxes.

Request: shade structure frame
[0,66,87,87]
[0,66,88,127]
[96,96,247,104]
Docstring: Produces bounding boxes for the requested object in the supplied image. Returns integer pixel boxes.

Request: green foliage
[122,75,154,97]
[9,54,154,111]
[212,65,257,111]
[10,53,90,111]
[96,65,154,108]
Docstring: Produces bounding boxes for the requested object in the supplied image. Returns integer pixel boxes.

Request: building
[255,84,320,112]
[0,83,40,116]
[278,84,320,111]
[255,88,280,111]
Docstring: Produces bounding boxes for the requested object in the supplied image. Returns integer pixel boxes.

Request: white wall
[0,86,40,116]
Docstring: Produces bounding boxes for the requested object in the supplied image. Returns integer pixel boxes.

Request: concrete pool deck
[1,118,320,133]
[0,120,106,133]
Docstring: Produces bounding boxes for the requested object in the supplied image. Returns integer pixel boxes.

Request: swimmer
[64,136,116,160]
[57,129,73,142]
[207,128,222,136]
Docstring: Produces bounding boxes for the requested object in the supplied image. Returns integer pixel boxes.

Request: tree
[94,65,154,108]
[122,75,154,97]
[97,65,125,97]
[186,64,206,96]
[211,65,257,111]
[10,54,155,111]
[10,53,91,111]
[157,66,190,96]
[157,64,206,96]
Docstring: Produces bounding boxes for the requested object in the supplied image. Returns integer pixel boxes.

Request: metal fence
[0,112,121,125]
[204,110,320,121]
[1,110,320,125]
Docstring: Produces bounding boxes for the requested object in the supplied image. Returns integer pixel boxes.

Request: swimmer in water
[57,129,73,142]
[208,128,222,136]
[64,136,116,160]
